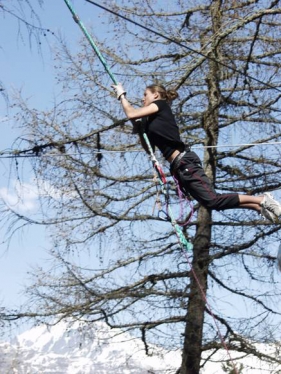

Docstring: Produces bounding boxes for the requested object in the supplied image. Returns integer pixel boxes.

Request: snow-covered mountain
[0,320,180,374]
[0,320,280,374]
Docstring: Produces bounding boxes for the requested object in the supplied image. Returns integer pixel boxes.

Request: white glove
[112,83,126,100]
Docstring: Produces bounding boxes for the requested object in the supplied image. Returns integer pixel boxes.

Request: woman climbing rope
[112,82,281,223]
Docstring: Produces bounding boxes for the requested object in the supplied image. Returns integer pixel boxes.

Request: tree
[0,0,47,45]
[2,1,281,373]
[0,0,53,97]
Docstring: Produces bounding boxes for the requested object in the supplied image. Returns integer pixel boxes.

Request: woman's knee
[200,198,220,210]
[199,194,239,211]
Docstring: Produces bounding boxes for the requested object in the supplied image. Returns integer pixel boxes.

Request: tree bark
[181,208,211,374]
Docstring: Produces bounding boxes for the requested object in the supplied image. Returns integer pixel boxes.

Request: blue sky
[0,0,106,314]
[1,0,281,344]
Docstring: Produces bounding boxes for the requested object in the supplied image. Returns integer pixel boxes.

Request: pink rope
[172,174,194,226]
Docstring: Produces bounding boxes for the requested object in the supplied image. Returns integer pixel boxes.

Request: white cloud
[0,180,39,213]
[0,178,73,214]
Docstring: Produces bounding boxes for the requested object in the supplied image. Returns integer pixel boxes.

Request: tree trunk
[181,208,211,374]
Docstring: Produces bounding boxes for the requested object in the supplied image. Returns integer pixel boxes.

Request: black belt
[170,147,189,174]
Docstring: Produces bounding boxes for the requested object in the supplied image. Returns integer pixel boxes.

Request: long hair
[146,84,179,103]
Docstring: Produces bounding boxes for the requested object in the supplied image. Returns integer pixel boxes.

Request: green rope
[63,0,117,84]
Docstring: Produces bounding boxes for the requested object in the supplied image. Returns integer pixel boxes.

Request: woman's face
[142,88,158,106]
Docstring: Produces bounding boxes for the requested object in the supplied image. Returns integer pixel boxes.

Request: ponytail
[146,84,179,103]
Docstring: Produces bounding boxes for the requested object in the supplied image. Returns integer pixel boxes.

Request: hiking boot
[260,192,281,218]
[260,206,276,223]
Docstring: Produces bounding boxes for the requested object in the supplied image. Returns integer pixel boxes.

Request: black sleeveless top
[142,100,185,159]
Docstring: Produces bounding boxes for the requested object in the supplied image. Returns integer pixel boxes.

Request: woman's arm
[119,94,158,119]
[112,83,156,154]
[112,83,159,119]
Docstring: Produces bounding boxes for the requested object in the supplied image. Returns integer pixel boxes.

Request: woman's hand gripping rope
[112,83,126,100]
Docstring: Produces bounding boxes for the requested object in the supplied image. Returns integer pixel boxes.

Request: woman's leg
[175,156,240,210]
[238,192,281,222]
[238,195,263,212]
[174,152,281,221]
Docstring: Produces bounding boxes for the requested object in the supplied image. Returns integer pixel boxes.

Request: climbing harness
[142,133,193,251]
[150,148,194,227]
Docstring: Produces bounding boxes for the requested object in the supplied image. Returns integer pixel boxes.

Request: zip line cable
[85,0,281,94]
[61,2,241,372]
[1,139,281,159]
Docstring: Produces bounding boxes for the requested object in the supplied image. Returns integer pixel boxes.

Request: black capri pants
[170,150,239,211]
